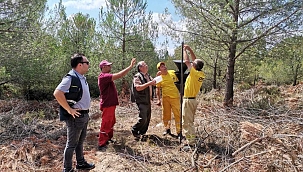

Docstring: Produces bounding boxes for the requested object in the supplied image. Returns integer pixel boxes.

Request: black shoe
[181,144,192,151]
[76,161,95,170]
[177,133,185,140]
[141,135,148,142]
[98,144,107,151]
[133,134,141,141]
[163,129,171,136]
[106,139,116,144]
[63,168,75,172]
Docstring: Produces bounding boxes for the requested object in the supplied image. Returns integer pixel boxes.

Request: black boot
[76,161,95,170]
[163,129,171,136]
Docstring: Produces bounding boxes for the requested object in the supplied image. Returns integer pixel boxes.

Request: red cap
[99,60,112,68]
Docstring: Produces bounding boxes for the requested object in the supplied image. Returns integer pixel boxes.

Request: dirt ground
[1,84,303,171]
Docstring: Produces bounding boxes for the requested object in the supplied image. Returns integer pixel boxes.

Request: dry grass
[0,83,303,172]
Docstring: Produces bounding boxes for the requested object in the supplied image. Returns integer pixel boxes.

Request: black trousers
[131,103,151,135]
[64,113,89,170]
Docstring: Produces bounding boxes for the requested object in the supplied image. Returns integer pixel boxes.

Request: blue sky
[46,0,181,55]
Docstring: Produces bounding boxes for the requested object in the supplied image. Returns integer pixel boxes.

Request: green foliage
[240,86,282,110]
[57,12,97,55]
[87,76,100,98]
[97,0,159,92]
[235,38,267,85]
[236,82,252,92]
[99,0,158,63]
[259,36,303,86]
[0,0,54,100]
[0,67,9,81]
[168,0,303,105]
[0,83,22,99]
[23,87,54,101]
[202,89,224,103]
[259,60,291,85]
[1,0,303,102]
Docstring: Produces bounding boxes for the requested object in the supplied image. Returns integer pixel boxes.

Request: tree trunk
[293,63,300,86]
[224,49,236,107]
[224,0,239,107]
[213,56,218,89]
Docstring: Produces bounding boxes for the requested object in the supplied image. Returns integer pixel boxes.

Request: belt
[183,97,196,99]
[78,109,89,114]
[76,110,89,118]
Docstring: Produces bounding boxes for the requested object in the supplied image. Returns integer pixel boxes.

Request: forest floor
[0,83,303,172]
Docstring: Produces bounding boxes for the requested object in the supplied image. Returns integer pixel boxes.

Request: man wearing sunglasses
[53,53,95,172]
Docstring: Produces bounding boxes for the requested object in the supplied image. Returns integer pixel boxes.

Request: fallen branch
[191,138,204,171]
[219,150,270,172]
[118,153,148,171]
[202,155,218,168]
[232,136,266,156]
[190,128,211,170]
[273,134,303,138]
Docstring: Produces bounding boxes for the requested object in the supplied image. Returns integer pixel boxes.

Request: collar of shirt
[72,69,87,84]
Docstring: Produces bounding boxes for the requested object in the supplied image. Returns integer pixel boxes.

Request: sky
[46,0,181,55]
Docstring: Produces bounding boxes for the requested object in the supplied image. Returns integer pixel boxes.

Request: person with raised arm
[182,45,206,146]
[98,58,136,150]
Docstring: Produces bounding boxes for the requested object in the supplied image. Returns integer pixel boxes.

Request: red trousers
[98,106,116,146]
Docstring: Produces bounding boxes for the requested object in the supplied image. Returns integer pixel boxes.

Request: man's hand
[149,80,156,86]
[68,108,80,118]
[155,100,161,106]
[184,44,194,53]
[130,58,136,67]
[156,71,162,76]
[184,44,190,50]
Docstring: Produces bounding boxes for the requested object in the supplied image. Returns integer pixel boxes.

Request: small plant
[23,111,45,125]
[236,82,252,91]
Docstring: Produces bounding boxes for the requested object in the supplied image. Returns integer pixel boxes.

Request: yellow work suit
[157,70,181,134]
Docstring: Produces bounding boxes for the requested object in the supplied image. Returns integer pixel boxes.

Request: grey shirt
[56,69,91,110]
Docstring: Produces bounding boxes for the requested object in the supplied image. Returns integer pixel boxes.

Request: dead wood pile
[0,83,302,171]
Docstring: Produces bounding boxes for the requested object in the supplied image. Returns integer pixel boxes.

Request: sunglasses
[80,61,90,65]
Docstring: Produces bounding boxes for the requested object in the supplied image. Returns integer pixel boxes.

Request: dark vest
[59,70,83,121]
[132,72,152,105]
